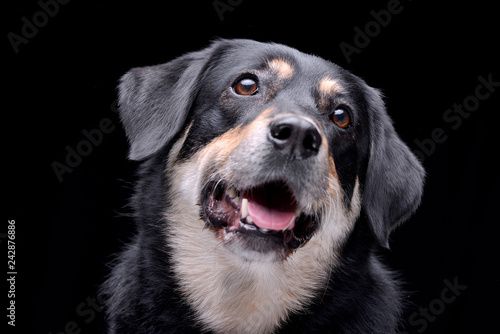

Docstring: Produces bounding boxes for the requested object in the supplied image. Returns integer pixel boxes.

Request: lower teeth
[239,220,257,231]
[238,217,286,236]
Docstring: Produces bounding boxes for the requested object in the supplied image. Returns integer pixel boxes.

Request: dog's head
[118,39,424,262]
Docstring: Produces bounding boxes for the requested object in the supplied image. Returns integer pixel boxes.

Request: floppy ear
[362,87,425,248]
[118,45,216,160]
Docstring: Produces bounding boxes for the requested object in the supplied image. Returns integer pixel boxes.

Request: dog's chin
[200,180,318,262]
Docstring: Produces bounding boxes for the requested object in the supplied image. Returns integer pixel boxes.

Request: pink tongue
[244,187,296,231]
[247,200,296,230]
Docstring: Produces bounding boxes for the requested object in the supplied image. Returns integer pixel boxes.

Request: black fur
[103,39,424,333]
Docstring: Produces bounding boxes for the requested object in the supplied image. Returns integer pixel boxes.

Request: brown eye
[233,78,258,95]
[331,107,351,128]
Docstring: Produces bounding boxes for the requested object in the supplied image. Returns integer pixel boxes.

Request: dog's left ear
[117,43,218,160]
[362,87,425,248]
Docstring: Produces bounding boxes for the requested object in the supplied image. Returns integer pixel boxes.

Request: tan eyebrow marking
[317,77,344,110]
[318,77,343,95]
[267,59,294,79]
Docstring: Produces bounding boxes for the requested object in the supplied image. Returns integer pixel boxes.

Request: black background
[4,1,499,333]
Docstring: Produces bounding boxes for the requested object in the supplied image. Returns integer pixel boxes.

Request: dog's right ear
[118,44,217,161]
[361,86,425,248]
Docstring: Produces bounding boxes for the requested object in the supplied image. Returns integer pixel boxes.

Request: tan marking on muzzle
[199,107,275,164]
[328,156,338,180]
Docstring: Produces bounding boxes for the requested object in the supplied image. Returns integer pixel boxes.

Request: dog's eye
[233,78,258,95]
[331,107,351,128]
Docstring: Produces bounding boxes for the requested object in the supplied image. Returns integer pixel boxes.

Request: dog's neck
[165,214,341,334]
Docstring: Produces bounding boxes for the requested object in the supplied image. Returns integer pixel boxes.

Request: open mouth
[201,180,318,257]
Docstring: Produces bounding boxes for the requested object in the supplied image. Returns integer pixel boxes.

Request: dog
[103,39,425,334]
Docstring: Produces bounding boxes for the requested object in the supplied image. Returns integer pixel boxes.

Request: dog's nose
[268,116,322,160]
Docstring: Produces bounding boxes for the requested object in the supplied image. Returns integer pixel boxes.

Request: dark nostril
[303,130,321,152]
[271,124,292,141]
